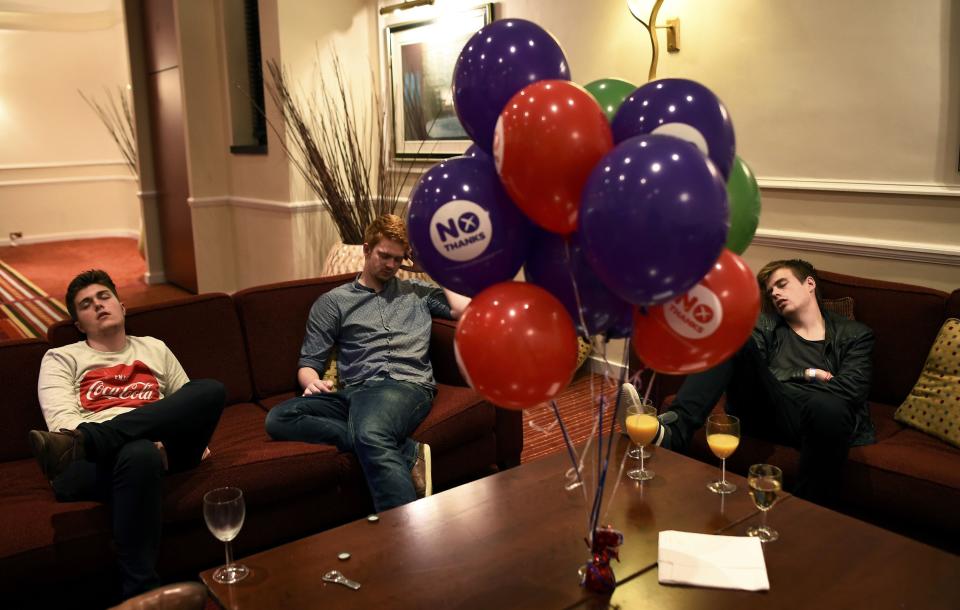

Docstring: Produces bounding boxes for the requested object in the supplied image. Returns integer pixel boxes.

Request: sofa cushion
[894,318,960,448]
[0,459,111,570]
[822,296,855,320]
[47,294,252,406]
[849,427,960,491]
[161,402,341,523]
[233,275,355,399]
[0,339,49,461]
[817,271,950,406]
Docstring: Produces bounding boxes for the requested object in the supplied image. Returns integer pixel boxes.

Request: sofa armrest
[428,318,523,469]
[430,318,467,386]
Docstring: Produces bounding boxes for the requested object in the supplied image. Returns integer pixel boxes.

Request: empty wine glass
[203,487,249,584]
[706,413,740,494]
[746,464,783,542]
[625,403,659,481]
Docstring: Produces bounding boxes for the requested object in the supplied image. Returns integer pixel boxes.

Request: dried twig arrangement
[266,51,415,245]
[79,87,138,174]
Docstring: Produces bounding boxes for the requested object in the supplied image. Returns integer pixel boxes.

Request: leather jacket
[752,309,876,446]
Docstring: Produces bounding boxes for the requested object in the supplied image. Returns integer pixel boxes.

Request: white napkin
[658,530,770,591]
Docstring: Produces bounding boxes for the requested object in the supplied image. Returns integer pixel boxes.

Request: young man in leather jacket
[658,259,875,504]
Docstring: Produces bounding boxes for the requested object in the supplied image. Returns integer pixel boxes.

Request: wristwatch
[805,368,817,381]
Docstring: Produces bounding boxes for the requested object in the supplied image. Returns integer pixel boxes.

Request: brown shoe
[27,429,86,480]
[411,442,432,499]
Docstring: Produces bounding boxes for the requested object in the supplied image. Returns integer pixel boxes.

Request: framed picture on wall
[386,4,494,159]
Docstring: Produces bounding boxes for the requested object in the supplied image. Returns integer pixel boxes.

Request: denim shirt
[298,276,452,389]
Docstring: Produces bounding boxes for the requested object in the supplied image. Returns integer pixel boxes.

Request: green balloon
[584,78,637,122]
[725,156,762,254]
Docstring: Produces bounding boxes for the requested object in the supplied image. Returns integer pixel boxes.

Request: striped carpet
[0,260,68,341]
[521,372,624,464]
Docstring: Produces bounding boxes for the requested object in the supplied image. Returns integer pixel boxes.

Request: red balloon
[455,281,579,409]
[493,80,613,235]
[632,250,760,375]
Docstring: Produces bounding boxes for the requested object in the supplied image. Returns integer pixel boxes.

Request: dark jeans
[264,378,434,512]
[663,340,855,504]
[52,379,225,598]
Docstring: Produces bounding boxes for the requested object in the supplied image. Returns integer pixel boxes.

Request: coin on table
[337,552,351,561]
[366,514,379,523]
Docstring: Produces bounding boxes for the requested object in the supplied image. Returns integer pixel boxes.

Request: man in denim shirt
[266,215,469,511]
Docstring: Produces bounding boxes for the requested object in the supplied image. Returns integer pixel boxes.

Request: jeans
[52,379,226,599]
[663,340,855,504]
[264,378,434,511]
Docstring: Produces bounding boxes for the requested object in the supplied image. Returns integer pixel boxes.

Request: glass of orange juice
[625,403,659,481]
[706,413,740,494]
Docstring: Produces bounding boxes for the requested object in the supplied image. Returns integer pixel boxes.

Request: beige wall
[0,0,141,246]
[6,1,957,301]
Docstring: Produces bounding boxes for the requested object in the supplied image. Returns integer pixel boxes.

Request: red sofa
[647,270,960,553]
[0,273,522,604]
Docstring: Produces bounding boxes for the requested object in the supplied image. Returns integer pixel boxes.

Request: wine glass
[706,413,740,494]
[203,487,250,584]
[625,398,656,460]
[625,403,659,481]
[746,464,782,542]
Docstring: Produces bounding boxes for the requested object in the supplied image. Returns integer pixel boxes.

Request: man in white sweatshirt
[29,269,225,600]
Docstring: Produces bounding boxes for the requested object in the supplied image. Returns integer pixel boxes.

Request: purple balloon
[407,156,531,296]
[463,144,489,160]
[524,229,633,337]
[606,306,634,340]
[453,19,570,154]
[611,79,736,178]
[580,134,729,306]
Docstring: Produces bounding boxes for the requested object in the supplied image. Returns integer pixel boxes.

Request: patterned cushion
[822,296,855,320]
[894,318,960,448]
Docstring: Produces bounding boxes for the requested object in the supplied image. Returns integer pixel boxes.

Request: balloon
[454,281,578,409]
[611,78,736,178]
[632,249,760,375]
[524,229,633,336]
[724,156,761,254]
[453,19,570,154]
[494,80,612,234]
[407,156,532,296]
[584,78,636,122]
[580,134,729,306]
[463,144,489,160]
[606,305,634,340]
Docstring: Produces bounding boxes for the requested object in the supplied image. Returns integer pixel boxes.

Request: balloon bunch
[406,17,764,592]
[409,18,763,407]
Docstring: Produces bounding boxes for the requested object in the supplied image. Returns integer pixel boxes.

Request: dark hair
[65,269,119,321]
[756,259,821,313]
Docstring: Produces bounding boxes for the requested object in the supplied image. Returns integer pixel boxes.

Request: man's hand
[303,379,335,396]
[814,368,834,382]
[399,252,424,273]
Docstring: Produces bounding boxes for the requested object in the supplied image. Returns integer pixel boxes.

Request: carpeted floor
[521,371,623,464]
[0,260,69,340]
[0,237,191,311]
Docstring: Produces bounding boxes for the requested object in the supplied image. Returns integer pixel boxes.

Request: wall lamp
[379,0,435,16]
[627,0,681,81]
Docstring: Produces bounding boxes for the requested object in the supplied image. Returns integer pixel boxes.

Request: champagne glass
[625,397,655,460]
[706,414,740,494]
[203,487,250,584]
[746,464,782,542]
[625,403,659,481]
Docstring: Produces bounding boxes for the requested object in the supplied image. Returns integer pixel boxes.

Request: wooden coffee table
[572,495,960,609]
[201,439,959,609]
